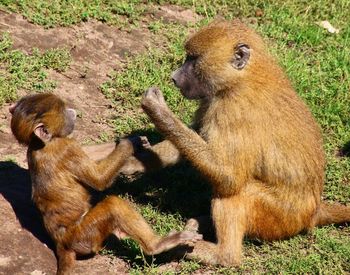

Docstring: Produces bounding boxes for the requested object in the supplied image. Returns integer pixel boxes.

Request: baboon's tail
[314,202,350,227]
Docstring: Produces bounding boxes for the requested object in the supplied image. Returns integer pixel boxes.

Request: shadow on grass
[113,128,212,219]
[338,140,350,157]
[0,161,54,250]
[104,129,213,264]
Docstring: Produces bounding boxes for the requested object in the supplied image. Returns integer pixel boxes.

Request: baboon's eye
[185,55,197,62]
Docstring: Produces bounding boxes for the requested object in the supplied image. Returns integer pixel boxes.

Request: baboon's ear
[34,123,52,143]
[232,43,250,70]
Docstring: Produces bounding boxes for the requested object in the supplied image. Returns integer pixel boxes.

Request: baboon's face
[171,43,250,100]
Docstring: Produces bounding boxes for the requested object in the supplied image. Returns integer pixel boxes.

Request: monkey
[118,20,350,266]
[9,93,202,274]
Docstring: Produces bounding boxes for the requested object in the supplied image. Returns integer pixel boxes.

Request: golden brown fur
[118,20,350,266]
[10,93,202,274]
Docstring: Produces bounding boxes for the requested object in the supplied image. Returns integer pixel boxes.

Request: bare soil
[0,5,200,275]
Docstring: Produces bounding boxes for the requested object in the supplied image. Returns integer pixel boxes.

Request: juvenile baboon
[120,20,350,266]
[10,93,202,274]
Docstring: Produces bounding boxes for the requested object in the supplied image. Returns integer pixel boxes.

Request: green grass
[0,32,71,104]
[100,22,197,136]
[1,0,146,28]
[1,0,350,273]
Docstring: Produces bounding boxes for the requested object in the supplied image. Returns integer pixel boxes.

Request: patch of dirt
[148,5,201,24]
[0,6,201,275]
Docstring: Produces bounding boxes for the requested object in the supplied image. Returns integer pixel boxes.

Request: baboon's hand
[140,136,151,149]
[142,87,169,115]
[127,136,150,152]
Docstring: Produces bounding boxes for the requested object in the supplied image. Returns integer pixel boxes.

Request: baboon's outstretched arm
[120,139,182,174]
[141,88,234,186]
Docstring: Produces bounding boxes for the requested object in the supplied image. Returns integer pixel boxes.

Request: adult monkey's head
[171,20,273,100]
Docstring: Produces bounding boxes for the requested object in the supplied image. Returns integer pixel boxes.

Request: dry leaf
[317,21,340,34]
